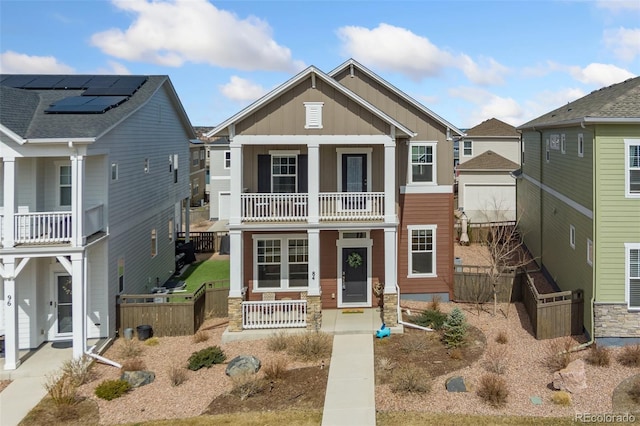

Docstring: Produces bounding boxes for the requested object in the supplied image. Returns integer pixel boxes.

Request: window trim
[151,228,157,258]
[463,140,473,157]
[56,162,72,208]
[192,150,199,167]
[625,243,640,310]
[625,139,640,198]
[578,133,584,158]
[587,238,593,266]
[144,158,150,174]
[569,224,576,249]
[545,139,550,163]
[408,142,437,185]
[270,151,298,193]
[407,224,437,278]
[111,163,119,181]
[252,234,309,292]
[560,134,566,154]
[224,150,231,169]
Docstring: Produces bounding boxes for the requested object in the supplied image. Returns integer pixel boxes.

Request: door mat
[342,309,364,314]
[52,341,73,349]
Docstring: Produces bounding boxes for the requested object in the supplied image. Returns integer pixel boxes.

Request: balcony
[240,192,384,222]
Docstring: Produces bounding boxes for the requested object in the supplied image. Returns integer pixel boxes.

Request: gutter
[395,283,434,332]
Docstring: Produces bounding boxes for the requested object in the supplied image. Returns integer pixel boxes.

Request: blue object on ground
[376,323,390,338]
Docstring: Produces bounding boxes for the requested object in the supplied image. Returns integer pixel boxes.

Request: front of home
[0,74,194,369]
[205,59,463,333]
[516,77,640,342]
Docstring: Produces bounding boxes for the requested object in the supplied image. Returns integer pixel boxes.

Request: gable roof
[0,74,196,143]
[518,76,640,130]
[329,59,464,137]
[205,65,416,139]
[464,118,518,137]
[456,150,519,171]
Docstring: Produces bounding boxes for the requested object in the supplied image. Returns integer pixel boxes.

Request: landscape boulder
[445,376,468,392]
[121,370,155,388]
[552,359,587,394]
[225,355,261,377]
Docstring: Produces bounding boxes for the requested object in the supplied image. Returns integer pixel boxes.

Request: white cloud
[522,87,587,122]
[220,76,268,102]
[0,51,75,73]
[568,63,636,86]
[603,27,640,62]
[596,0,640,12]
[91,0,304,72]
[449,87,523,127]
[93,60,132,75]
[337,23,508,85]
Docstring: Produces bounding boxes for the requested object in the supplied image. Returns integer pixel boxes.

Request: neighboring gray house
[207,138,231,221]
[0,74,195,370]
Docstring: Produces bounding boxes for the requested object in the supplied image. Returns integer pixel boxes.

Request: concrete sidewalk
[322,334,375,426]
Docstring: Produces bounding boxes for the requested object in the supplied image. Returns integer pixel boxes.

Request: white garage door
[218,192,230,220]
[463,184,515,222]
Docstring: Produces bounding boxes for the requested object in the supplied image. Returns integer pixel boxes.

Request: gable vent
[304,102,324,129]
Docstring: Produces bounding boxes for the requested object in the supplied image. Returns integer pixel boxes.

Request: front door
[53,274,73,337]
[342,154,367,210]
[342,247,367,304]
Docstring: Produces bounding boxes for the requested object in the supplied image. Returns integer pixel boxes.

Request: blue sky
[1,0,638,128]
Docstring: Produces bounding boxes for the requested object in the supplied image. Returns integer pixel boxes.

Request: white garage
[461,183,515,222]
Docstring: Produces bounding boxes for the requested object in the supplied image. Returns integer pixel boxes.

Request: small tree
[442,307,468,348]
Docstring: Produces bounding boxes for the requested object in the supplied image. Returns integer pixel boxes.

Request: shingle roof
[465,118,518,137]
[518,76,640,129]
[456,150,519,171]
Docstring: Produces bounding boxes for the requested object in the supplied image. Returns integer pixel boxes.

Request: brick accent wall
[228,297,243,332]
[594,304,640,338]
[382,293,398,327]
[306,295,322,331]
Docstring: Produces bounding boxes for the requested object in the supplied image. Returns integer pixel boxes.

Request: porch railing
[241,193,308,222]
[242,300,307,329]
[14,211,73,244]
[320,192,384,220]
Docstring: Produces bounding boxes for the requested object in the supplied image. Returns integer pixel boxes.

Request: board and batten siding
[459,138,520,165]
[594,124,640,302]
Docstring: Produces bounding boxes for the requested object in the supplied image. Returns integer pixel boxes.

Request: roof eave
[518,116,640,131]
[1,124,26,144]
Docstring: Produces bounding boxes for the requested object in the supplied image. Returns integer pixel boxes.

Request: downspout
[86,341,122,368]
[395,283,434,332]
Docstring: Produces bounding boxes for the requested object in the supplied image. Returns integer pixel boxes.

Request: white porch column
[229,144,243,226]
[228,230,243,297]
[2,258,19,369]
[71,253,86,359]
[184,197,191,243]
[307,229,320,296]
[2,157,16,248]
[307,143,319,224]
[384,228,397,294]
[384,142,396,224]
[71,153,84,247]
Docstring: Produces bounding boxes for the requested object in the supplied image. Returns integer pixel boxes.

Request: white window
[169,155,173,173]
[545,139,550,163]
[272,155,296,193]
[625,139,640,198]
[408,225,437,277]
[254,235,309,290]
[224,151,231,169]
[111,163,118,181]
[173,154,179,183]
[578,133,584,158]
[200,149,205,161]
[58,164,72,207]
[409,143,435,183]
[561,134,566,154]
[151,229,157,257]
[192,150,199,166]
[626,243,640,310]
[118,257,125,294]
[304,102,324,129]
[463,140,472,156]
[144,158,150,174]
[522,139,525,165]
[569,225,576,249]
[168,219,173,242]
[587,238,593,266]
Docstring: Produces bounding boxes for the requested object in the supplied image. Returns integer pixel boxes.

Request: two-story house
[205,59,463,334]
[0,74,194,369]
[456,118,520,223]
[516,77,640,343]
[189,140,207,207]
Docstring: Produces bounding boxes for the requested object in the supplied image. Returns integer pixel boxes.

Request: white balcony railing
[242,300,307,329]
[14,211,73,244]
[241,193,308,222]
[320,192,384,220]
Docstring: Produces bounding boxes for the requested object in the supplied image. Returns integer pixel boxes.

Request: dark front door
[342,247,367,304]
[342,154,367,210]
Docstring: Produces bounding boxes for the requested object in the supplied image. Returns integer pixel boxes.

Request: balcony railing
[240,192,385,222]
[242,300,307,329]
[14,211,73,244]
[84,204,104,238]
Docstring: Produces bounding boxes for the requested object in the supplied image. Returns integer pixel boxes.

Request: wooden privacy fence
[117,280,229,337]
[454,220,516,244]
[522,272,583,340]
[453,265,517,303]
[177,231,227,253]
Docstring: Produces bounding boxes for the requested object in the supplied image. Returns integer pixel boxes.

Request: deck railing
[241,193,308,222]
[14,211,73,244]
[319,192,384,220]
[242,300,307,329]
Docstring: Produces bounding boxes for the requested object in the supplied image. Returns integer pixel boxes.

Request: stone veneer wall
[382,293,398,327]
[227,297,243,332]
[594,303,640,338]
[306,295,322,331]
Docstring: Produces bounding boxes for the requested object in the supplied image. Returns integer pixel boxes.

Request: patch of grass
[584,345,610,367]
[181,260,230,293]
[262,357,288,381]
[617,344,640,367]
[483,345,508,375]
[376,412,577,426]
[20,397,98,425]
[495,330,509,344]
[542,336,574,372]
[192,330,210,343]
[144,337,160,347]
[118,338,143,359]
[390,366,431,394]
[551,390,572,406]
[287,332,332,361]
[628,379,640,403]
[120,357,146,372]
[267,331,290,352]
[477,373,509,408]
[168,363,188,387]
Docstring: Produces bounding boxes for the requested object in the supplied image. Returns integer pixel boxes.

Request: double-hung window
[410,144,435,183]
[463,141,473,156]
[59,165,72,207]
[255,236,309,290]
[224,151,231,169]
[626,139,640,198]
[626,243,640,310]
[272,155,296,193]
[408,225,437,277]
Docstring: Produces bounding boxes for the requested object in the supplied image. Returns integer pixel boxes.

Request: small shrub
[262,357,288,381]
[192,330,210,344]
[288,332,332,361]
[390,366,431,394]
[410,309,447,330]
[483,345,508,375]
[94,379,130,401]
[44,373,78,406]
[428,295,442,312]
[628,379,640,403]
[399,333,430,353]
[617,344,640,367]
[144,337,160,347]
[477,374,509,408]
[267,331,290,352]
[61,356,93,386]
[120,357,146,372]
[118,339,143,359]
[584,345,611,367]
[442,307,468,349]
[542,336,574,372]
[187,346,227,371]
[449,348,464,360]
[230,372,266,400]
[377,357,396,372]
[551,390,572,406]
[495,331,508,344]
[168,363,188,387]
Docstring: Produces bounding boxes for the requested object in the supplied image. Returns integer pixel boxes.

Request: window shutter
[298,154,308,193]
[258,154,271,193]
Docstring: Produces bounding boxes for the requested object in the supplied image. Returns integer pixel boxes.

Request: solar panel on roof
[45,95,128,113]
[48,96,93,107]
[85,76,120,88]
[112,76,147,88]
[83,86,137,96]
[52,76,93,89]
[23,76,65,89]
[1,75,38,88]
[85,96,127,106]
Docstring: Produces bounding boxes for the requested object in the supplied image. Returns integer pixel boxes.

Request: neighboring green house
[516,76,640,343]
